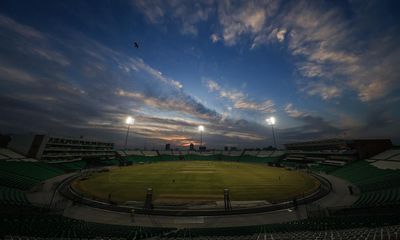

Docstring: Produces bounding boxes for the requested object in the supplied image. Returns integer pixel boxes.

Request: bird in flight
[134,42,139,48]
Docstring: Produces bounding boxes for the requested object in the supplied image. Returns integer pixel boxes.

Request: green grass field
[73,161,319,205]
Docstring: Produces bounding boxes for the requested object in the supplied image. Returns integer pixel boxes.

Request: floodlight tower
[198,125,205,149]
[124,116,135,149]
[266,117,277,149]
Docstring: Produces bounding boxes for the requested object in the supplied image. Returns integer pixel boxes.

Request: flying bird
[133,42,139,48]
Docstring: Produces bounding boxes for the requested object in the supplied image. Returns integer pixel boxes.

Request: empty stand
[0,186,30,206]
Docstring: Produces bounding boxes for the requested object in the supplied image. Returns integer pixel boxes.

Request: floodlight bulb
[198,125,204,132]
[266,117,276,125]
[126,116,135,125]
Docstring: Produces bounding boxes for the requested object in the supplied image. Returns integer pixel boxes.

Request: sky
[0,0,399,149]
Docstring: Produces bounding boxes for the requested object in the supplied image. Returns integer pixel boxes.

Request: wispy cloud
[0,65,36,84]
[133,0,215,36]
[282,103,343,141]
[207,1,400,102]
[206,79,275,113]
[0,13,274,148]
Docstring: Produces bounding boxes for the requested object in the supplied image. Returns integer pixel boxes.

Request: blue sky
[0,0,399,149]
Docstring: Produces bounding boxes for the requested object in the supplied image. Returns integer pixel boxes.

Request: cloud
[217,0,278,45]
[0,14,227,147]
[0,14,44,39]
[133,0,215,36]
[275,28,286,42]
[206,1,400,102]
[205,79,275,113]
[206,79,221,91]
[282,103,343,141]
[210,33,220,43]
[116,89,219,121]
[0,65,36,84]
[301,82,342,100]
[284,103,306,118]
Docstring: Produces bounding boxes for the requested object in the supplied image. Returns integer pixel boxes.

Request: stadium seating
[332,160,400,188]
[100,158,120,166]
[257,150,273,157]
[0,161,65,190]
[2,213,400,240]
[328,159,400,208]
[125,150,144,156]
[310,164,341,174]
[58,160,87,171]
[116,150,127,156]
[158,150,173,155]
[142,150,159,156]
[0,148,25,159]
[243,150,259,156]
[353,187,400,207]
[0,214,171,239]
[0,186,30,206]
[372,160,400,170]
[370,149,400,160]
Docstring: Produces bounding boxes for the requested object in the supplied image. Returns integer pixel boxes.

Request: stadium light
[266,117,277,149]
[124,116,135,149]
[126,116,135,125]
[198,125,205,149]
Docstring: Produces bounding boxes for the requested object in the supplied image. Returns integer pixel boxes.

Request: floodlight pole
[200,130,203,148]
[271,124,277,149]
[124,123,131,150]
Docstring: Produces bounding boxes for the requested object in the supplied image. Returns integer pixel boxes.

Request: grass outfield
[73,161,320,204]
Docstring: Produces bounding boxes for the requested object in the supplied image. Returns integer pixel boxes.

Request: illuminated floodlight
[126,116,135,125]
[198,125,205,132]
[198,125,205,149]
[266,116,276,125]
[266,117,277,148]
[124,116,135,149]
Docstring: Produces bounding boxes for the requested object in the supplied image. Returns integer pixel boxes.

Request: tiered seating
[243,150,259,156]
[100,159,120,166]
[310,164,340,173]
[331,160,400,207]
[125,150,143,156]
[172,150,182,156]
[169,225,400,240]
[257,151,273,157]
[0,171,38,190]
[332,160,400,187]
[141,151,158,156]
[228,151,243,156]
[116,150,127,157]
[0,161,64,190]
[2,213,400,240]
[0,148,24,159]
[389,154,400,161]
[371,149,400,160]
[198,151,214,156]
[212,150,222,155]
[372,160,400,170]
[354,187,400,207]
[58,160,87,171]
[0,161,62,181]
[0,186,30,206]
[158,150,173,155]
[269,151,285,157]
[0,214,171,239]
